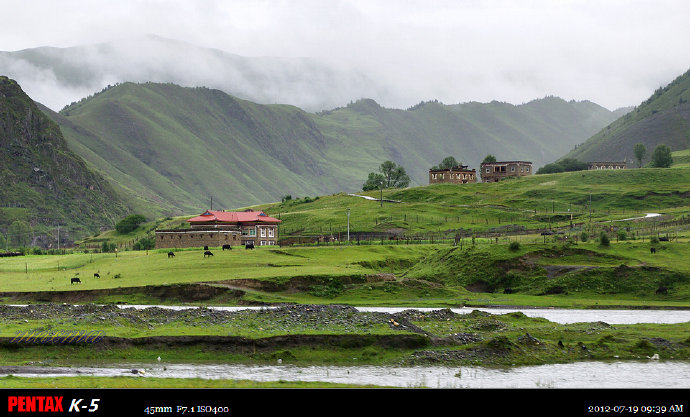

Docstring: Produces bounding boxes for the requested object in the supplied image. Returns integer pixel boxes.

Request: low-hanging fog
[1,0,689,112]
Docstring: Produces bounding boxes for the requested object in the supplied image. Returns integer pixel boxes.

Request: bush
[115,214,147,234]
[618,231,627,241]
[133,237,155,250]
[508,241,521,251]
[650,236,660,244]
[599,231,610,246]
[101,241,117,253]
[580,232,589,242]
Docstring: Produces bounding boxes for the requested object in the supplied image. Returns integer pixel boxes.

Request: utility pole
[346,208,350,242]
[57,225,60,251]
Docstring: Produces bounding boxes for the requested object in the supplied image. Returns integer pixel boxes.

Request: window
[486,168,490,173]
[260,228,266,237]
[525,167,530,172]
[268,228,275,238]
[511,167,515,172]
[260,241,267,246]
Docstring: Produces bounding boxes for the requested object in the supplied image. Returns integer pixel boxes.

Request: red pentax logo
[7,396,64,412]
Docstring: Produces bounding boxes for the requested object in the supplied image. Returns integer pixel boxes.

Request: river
[2,361,689,388]
[110,305,690,324]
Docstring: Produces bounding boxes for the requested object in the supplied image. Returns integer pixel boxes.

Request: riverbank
[1,304,688,369]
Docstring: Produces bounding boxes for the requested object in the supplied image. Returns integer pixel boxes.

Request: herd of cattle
[63,242,671,295]
[70,243,256,285]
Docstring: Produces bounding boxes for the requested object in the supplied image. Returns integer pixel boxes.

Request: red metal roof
[187,210,281,224]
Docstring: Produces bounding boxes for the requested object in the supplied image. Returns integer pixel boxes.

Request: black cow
[659,237,669,242]
[245,242,255,250]
[650,247,656,254]
[94,273,100,278]
[204,251,214,257]
[222,244,232,251]
[655,286,668,295]
[168,252,175,258]
[71,277,81,285]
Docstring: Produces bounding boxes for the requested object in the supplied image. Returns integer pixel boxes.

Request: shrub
[599,231,610,246]
[133,237,155,250]
[650,236,660,244]
[101,241,117,253]
[618,230,627,241]
[115,214,147,234]
[508,241,521,251]
[580,232,589,242]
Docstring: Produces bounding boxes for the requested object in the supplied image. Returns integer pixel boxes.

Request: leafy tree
[364,161,410,191]
[649,144,673,168]
[536,158,587,174]
[536,163,564,174]
[633,143,647,168]
[362,172,386,191]
[558,158,589,172]
[482,154,497,163]
[8,220,31,248]
[437,156,459,170]
[115,214,147,234]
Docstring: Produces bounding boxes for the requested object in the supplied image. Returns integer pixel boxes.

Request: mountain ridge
[0,76,129,245]
[563,68,690,164]
[39,82,627,218]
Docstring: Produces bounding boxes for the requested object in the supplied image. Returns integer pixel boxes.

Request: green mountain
[0,76,128,246]
[563,68,690,164]
[43,82,625,217]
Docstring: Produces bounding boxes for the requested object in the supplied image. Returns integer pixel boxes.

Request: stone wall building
[588,161,627,170]
[428,164,477,184]
[480,161,532,182]
[155,209,281,249]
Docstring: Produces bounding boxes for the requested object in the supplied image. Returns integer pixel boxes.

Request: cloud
[1,0,689,111]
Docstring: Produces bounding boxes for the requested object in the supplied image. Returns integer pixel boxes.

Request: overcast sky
[2,0,690,110]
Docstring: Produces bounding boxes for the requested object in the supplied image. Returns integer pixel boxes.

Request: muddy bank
[0,333,432,351]
[0,283,247,304]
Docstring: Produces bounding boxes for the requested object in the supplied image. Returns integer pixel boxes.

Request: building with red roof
[155,209,281,249]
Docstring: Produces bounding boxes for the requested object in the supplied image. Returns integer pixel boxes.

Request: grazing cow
[659,237,669,242]
[222,244,232,251]
[204,250,214,257]
[650,247,656,254]
[168,252,175,258]
[71,277,81,285]
[245,242,254,250]
[655,286,668,295]
[94,273,100,278]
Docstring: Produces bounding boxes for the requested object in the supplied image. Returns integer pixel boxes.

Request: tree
[363,161,410,191]
[438,156,459,170]
[115,214,147,234]
[633,143,647,168]
[649,144,673,168]
[362,172,386,191]
[482,154,497,163]
[8,220,31,248]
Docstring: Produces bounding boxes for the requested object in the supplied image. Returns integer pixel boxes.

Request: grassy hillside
[252,167,690,240]
[45,83,625,218]
[0,76,128,245]
[564,68,690,164]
